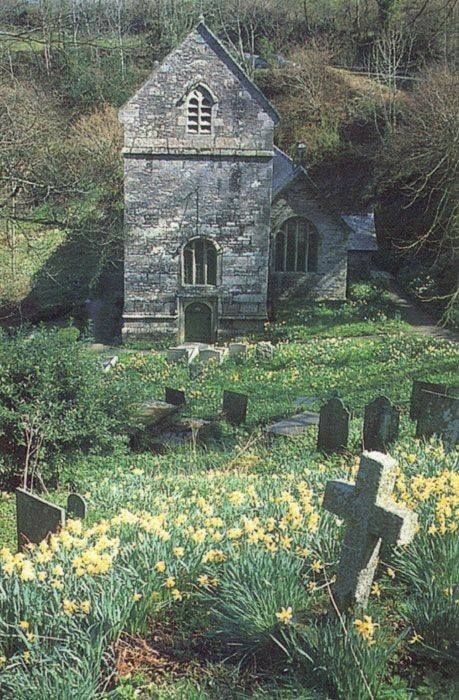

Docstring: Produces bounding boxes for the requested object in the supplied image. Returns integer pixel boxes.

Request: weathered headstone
[199,347,228,365]
[317,398,350,453]
[409,380,446,421]
[416,390,459,452]
[66,493,87,520]
[167,346,199,364]
[165,387,186,407]
[16,489,66,551]
[103,356,118,372]
[363,396,399,453]
[228,343,248,360]
[135,400,179,427]
[222,390,248,425]
[267,412,319,437]
[255,341,275,361]
[323,452,418,610]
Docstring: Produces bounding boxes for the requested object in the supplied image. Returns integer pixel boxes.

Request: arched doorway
[184,302,213,343]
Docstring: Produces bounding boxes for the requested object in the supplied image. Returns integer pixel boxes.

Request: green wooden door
[184,302,212,343]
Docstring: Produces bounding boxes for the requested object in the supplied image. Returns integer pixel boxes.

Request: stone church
[119,21,364,343]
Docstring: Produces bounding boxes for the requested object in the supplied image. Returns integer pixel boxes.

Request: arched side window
[187,86,213,134]
[183,238,217,286]
[274,218,319,273]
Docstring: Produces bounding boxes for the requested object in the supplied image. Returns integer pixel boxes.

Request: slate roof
[342,214,378,251]
[272,146,296,195]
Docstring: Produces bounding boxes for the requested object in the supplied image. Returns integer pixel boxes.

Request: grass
[0,284,457,698]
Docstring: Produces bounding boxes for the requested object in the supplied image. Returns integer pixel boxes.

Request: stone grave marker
[165,387,186,407]
[16,489,66,551]
[317,397,350,453]
[267,412,319,437]
[66,493,87,520]
[103,356,118,372]
[222,390,248,425]
[228,343,248,360]
[323,451,418,610]
[409,380,446,421]
[199,347,228,365]
[255,341,275,361]
[416,390,459,452]
[167,346,199,364]
[363,396,399,453]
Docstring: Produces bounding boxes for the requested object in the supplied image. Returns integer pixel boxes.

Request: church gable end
[120,22,278,154]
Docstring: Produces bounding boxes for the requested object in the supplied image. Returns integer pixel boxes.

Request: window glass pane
[206,246,217,285]
[297,231,307,272]
[184,247,193,284]
[286,232,296,271]
[275,233,284,271]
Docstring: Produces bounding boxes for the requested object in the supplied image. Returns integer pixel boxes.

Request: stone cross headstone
[165,387,186,407]
[16,489,66,551]
[416,390,459,452]
[409,380,446,421]
[222,390,248,425]
[66,493,87,520]
[317,397,350,453]
[255,341,275,361]
[363,396,399,453]
[323,452,418,610]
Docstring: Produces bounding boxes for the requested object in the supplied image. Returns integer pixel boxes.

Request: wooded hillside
[0,0,457,328]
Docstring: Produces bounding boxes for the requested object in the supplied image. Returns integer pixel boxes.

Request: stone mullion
[192,241,197,285]
[294,221,299,272]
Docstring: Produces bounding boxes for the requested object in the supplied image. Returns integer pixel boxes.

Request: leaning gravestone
[16,489,66,551]
[363,396,399,453]
[409,380,446,421]
[317,397,350,453]
[256,341,275,361]
[222,390,248,425]
[103,356,118,372]
[165,387,186,407]
[66,493,87,520]
[323,451,418,610]
[416,390,459,452]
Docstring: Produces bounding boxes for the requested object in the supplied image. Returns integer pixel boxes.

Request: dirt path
[387,280,458,343]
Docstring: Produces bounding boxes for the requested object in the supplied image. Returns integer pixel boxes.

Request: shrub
[0,326,139,489]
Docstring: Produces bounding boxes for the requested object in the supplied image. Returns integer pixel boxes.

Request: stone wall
[270,176,349,301]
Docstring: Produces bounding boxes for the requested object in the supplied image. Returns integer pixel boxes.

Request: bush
[0,326,139,489]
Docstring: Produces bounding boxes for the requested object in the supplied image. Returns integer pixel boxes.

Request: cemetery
[0,291,458,699]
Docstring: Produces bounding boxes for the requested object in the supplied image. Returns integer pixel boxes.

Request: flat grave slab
[267,411,319,437]
[135,400,179,427]
[295,396,319,409]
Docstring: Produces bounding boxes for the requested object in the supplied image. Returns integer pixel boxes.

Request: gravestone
[267,412,319,437]
[363,396,399,453]
[199,347,228,365]
[165,387,186,407]
[409,380,446,421]
[16,489,66,551]
[317,398,350,453]
[323,452,418,610]
[103,356,118,372]
[255,341,275,361]
[228,343,248,360]
[67,493,87,520]
[222,390,248,425]
[416,390,459,452]
[167,346,199,364]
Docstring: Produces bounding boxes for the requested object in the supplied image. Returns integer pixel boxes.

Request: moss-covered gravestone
[416,390,459,452]
[409,380,446,421]
[67,493,87,520]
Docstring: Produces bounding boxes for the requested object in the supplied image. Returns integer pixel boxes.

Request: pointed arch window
[275,218,319,273]
[183,238,217,286]
[187,86,213,134]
